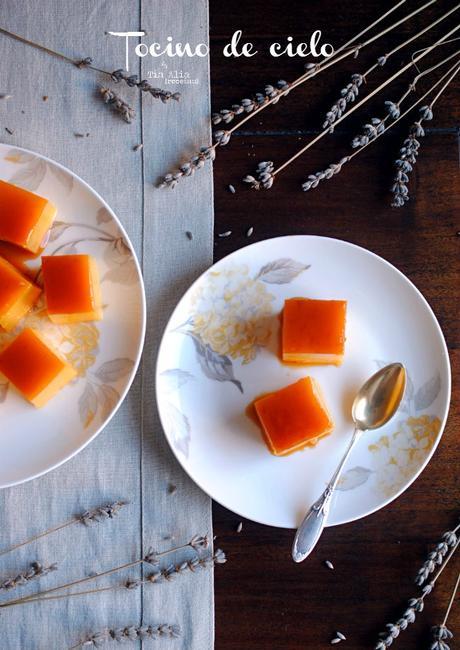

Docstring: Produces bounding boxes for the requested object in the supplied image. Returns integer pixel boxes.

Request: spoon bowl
[352,362,406,431]
[292,362,406,563]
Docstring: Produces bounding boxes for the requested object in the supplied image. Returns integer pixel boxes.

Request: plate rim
[156,235,451,529]
[0,143,147,489]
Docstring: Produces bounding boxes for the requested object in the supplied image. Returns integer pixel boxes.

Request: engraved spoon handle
[291,427,362,563]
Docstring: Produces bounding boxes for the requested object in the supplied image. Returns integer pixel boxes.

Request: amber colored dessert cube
[0,255,41,331]
[282,298,347,366]
[42,254,103,324]
[254,377,334,456]
[0,328,76,407]
[0,179,57,254]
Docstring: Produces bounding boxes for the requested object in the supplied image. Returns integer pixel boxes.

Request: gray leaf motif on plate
[160,369,195,394]
[9,158,47,191]
[374,361,440,414]
[95,384,120,422]
[96,207,112,224]
[78,383,98,428]
[48,220,70,243]
[6,150,73,194]
[255,258,310,284]
[103,238,138,286]
[336,466,374,491]
[6,150,36,164]
[414,373,441,411]
[399,373,415,414]
[78,358,132,428]
[95,358,134,383]
[163,402,191,458]
[185,332,243,393]
[78,381,121,428]
[47,164,74,194]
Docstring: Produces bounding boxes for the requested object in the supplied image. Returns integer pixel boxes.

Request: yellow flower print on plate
[191,265,275,364]
[339,365,443,498]
[181,258,309,394]
[369,414,441,497]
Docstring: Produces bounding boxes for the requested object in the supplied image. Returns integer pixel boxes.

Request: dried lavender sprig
[125,549,226,591]
[211,1,427,130]
[256,0,436,99]
[110,69,180,103]
[323,74,364,131]
[390,105,432,206]
[225,3,438,142]
[248,23,460,191]
[302,157,350,192]
[70,623,181,648]
[302,59,460,194]
[2,550,226,607]
[80,501,128,525]
[144,535,210,564]
[158,146,216,188]
[390,54,460,208]
[351,48,460,148]
[352,116,387,148]
[0,28,176,106]
[1,562,57,592]
[189,534,210,551]
[0,501,128,559]
[243,161,275,190]
[429,576,459,650]
[374,538,460,649]
[212,80,290,125]
[431,626,453,650]
[0,535,209,608]
[416,523,459,586]
[159,1,434,188]
[214,130,231,146]
[66,549,226,601]
[429,571,460,649]
[322,3,460,131]
[375,587,431,650]
[99,87,135,124]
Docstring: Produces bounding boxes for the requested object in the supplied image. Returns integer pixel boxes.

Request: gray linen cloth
[0,1,214,648]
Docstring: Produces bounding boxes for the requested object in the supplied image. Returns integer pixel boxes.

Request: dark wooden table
[209,1,459,648]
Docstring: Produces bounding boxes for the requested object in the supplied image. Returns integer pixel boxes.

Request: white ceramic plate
[0,144,146,488]
[156,236,450,528]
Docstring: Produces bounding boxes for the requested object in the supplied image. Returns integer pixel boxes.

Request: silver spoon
[291,362,406,563]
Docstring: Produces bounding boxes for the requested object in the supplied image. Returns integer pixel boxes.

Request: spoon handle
[291,427,362,563]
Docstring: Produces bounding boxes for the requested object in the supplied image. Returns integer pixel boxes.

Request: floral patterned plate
[156,236,450,528]
[0,144,145,488]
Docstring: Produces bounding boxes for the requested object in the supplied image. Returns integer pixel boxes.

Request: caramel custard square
[282,298,347,366]
[0,328,76,407]
[254,377,334,456]
[0,179,56,254]
[42,254,102,324]
[0,256,41,331]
